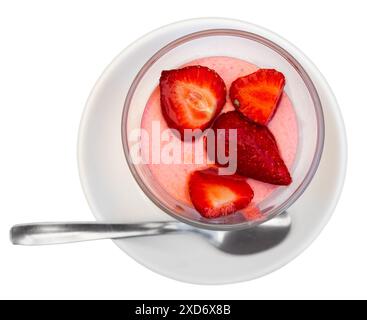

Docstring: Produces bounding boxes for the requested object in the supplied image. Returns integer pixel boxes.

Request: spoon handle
[10,221,181,246]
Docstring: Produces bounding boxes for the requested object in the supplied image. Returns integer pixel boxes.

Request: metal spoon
[10,212,291,255]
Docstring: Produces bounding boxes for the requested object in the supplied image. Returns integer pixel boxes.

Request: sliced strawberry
[230,69,285,125]
[211,111,292,185]
[188,167,254,218]
[160,66,226,137]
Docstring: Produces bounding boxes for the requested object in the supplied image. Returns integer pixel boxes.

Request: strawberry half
[211,111,292,185]
[160,66,226,137]
[189,167,254,218]
[230,69,285,125]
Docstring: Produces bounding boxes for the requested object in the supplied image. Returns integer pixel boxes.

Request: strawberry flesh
[211,111,292,185]
[160,66,226,136]
[189,167,254,218]
[230,69,285,125]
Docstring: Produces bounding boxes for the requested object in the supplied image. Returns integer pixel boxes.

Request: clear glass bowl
[122,29,324,231]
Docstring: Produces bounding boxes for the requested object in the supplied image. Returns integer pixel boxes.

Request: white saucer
[78,18,347,284]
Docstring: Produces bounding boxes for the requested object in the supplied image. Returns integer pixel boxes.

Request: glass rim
[121,28,325,231]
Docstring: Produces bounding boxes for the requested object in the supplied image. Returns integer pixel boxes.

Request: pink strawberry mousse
[141,56,298,217]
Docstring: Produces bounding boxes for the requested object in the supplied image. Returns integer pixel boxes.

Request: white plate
[78,18,347,284]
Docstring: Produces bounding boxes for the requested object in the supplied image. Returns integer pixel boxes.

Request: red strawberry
[230,69,285,125]
[211,111,292,185]
[160,66,226,137]
[189,167,254,218]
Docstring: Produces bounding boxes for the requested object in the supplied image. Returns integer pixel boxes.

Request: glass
[122,29,324,231]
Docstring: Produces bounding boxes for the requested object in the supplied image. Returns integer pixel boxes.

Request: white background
[0,0,366,300]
